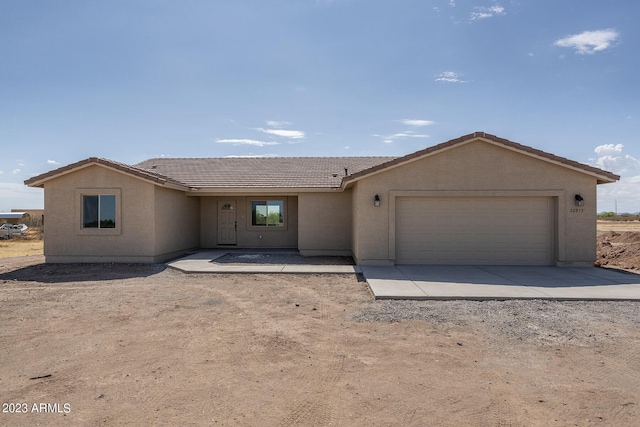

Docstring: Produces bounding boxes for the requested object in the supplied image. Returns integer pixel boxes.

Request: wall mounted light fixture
[575,194,584,206]
[374,194,381,207]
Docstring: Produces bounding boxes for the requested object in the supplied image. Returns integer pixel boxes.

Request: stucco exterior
[38,164,200,263]
[348,139,598,266]
[25,133,618,265]
[298,191,352,256]
[153,186,200,260]
[200,196,299,249]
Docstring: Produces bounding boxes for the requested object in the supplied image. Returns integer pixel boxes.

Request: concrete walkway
[167,251,362,274]
[362,265,640,300]
[168,252,640,300]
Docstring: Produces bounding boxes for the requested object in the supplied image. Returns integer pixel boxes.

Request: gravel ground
[353,299,640,347]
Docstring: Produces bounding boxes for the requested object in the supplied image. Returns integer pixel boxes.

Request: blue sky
[1,0,638,213]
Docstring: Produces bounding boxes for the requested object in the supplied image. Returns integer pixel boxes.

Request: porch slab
[167,251,362,274]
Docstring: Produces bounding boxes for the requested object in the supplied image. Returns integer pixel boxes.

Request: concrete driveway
[361,265,640,300]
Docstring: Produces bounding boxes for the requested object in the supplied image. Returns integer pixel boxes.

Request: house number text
[570,208,584,213]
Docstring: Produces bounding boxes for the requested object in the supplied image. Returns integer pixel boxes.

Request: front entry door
[218,201,237,245]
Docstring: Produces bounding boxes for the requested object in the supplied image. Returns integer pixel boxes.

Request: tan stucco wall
[200,196,298,248]
[351,184,361,262]
[44,165,198,262]
[153,187,200,261]
[298,191,352,256]
[351,139,598,266]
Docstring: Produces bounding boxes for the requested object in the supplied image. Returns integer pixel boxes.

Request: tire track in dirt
[318,287,332,322]
[279,400,332,426]
[213,274,347,426]
[278,282,348,426]
[278,353,345,427]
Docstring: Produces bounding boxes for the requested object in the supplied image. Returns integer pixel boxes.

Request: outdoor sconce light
[575,194,584,206]
[374,194,381,207]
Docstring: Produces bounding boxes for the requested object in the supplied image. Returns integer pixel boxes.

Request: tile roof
[134,157,395,189]
[24,132,619,190]
[24,157,189,189]
[342,132,620,185]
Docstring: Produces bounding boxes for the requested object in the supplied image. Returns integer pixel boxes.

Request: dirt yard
[596,221,640,271]
[1,224,640,425]
[1,255,640,426]
[0,234,43,258]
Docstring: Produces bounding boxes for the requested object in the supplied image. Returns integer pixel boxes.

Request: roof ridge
[26,134,620,190]
[342,132,620,185]
[136,155,397,162]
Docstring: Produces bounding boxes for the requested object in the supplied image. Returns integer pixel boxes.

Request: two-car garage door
[396,197,554,265]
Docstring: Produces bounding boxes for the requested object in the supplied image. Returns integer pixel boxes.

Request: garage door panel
[396,197,553,265]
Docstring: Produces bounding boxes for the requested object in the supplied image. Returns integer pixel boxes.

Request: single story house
[25,132,619,266]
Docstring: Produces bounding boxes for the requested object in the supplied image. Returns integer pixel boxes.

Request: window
[83,195,116,228]
[251,200,284,227]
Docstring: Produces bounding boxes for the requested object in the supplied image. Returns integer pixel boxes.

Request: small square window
[83,195,116,228]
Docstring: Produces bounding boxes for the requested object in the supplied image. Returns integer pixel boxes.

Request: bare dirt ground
[0,230,43,258]
[1,255,640,426]
[597,221,640,271]
[1,224,640,425]
[597,220,640,234]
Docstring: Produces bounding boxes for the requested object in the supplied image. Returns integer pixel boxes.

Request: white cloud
[374,131,430,144]
[591,143,640,213]
[47,160,60,165]
[400,119,436,127]
[554,29,619,55]
[449,0,456,7]
[265,120,291,128]
[592,144,640,176]
[12,169,21,174]
[435,71,467,83]
[255,128,305,139]
[216,139,280,147]
[470,5,505,21]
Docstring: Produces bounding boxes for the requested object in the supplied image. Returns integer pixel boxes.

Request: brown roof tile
[24,133,619,190]
[134,157,395,189]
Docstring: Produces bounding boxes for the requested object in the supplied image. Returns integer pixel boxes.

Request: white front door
[218,201,237,245]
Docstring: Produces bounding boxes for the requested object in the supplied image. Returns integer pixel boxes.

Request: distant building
[0,212,28,224]
[10,209,44,225]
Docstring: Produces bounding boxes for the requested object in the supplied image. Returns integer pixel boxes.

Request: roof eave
[475,137,620,184]
[24,158,190,191]
[187,186,343,195]
[339,132,620,189]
